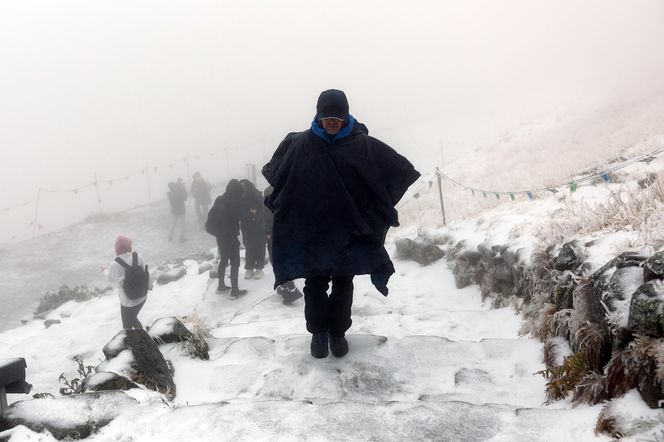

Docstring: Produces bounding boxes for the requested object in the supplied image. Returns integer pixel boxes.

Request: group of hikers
[107,89,420,359]
[166,172,213,242]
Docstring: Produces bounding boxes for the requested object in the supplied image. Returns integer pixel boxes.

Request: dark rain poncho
[262,116,420,295]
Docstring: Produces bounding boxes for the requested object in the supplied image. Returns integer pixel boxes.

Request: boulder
[156,266,187,285]
[147,317,210,360]
[553,241,585,272]
[81,372,138,393]
[644,252,664,283]
[627,282,664,338]
[99,329,176,399]
[43,319,61,329]
[453,250,483,289]
[0,391,136,440]
[148,317,195,344]
[394,237,444,266]
[198,262,214,275]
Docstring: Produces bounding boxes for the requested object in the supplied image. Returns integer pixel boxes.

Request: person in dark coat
[239,179,267,280]
[264,185,303,305]
[167,179,187,242]
[262,89,420,359]
[207,179,247,298]
[191,171,212,228]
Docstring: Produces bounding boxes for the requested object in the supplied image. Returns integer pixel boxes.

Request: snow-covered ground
[0,238,607,441]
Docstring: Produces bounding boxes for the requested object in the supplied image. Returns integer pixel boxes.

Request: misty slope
[0,199,218,333]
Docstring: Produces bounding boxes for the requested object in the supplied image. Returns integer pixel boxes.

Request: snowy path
[1,250,609,440]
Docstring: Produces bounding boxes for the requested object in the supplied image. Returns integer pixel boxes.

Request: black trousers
[120,301,145,329]
[217,237,241,289]
[244,242,266,270]
[304,276,354,336]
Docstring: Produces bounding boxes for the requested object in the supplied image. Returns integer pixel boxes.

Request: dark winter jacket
[168,182,187,215]
[263,186,274,236]
[262,116,420,295]
[191,178,212,205]
[207,179,244,242]
[239,180,267,248]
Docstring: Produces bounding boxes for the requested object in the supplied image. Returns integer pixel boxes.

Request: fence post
[93,172,102,214]
[436,167,447,226]
[31,189,41,239]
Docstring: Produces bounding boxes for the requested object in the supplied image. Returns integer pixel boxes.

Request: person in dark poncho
[239,179,267,280]
[264,185,303,305]
[206,179,248,298]
[262,89,420,359]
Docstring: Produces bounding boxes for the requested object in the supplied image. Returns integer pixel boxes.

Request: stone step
[172,334,546,409]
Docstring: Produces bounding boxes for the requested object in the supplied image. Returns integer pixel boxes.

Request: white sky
[1,0,664,240]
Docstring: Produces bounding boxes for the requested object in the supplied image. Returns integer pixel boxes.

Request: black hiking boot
[329,334,349,358]
[216,284,231,294]
[310,332,329,359]
[279,286,303,305]
[230,288,248,298]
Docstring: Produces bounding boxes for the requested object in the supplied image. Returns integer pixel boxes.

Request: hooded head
[316,89,349,121]
[115,235,132,255]
[225,179,244,199]
[239,179,257,194]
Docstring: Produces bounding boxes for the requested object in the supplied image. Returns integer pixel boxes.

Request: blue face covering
[311,115,356,144]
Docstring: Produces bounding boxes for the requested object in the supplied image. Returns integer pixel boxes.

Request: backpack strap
[114,256,131,269]
[132,252,138,267]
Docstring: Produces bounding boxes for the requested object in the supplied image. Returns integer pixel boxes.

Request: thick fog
[1,0,664,243]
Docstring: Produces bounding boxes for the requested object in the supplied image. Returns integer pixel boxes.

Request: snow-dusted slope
[0,249,606,441]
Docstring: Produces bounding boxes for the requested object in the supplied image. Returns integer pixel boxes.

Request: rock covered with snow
[394,236,444,266]
[644,251,664,282]
[197,262,214,274]
[98,329,176,399]
[155,266,187,285]
[147,317,209,360]
[0,391,137,440]
[81,371,138,393]
[627,281,664,338]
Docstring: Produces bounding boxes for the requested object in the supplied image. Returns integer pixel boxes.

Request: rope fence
[1,137,274,244]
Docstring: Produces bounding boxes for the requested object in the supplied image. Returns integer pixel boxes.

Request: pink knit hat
[114,235,133,255]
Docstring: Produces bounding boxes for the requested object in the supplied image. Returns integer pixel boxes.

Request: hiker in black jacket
[239,179,267,280]
[167,179,188,242]
[207,179,247,298]
[263,89,420,359]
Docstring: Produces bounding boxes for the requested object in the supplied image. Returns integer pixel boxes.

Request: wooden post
[31,188,41,240]
[436,167,447,226]
[145,164,152,203]
[93,172,102,213]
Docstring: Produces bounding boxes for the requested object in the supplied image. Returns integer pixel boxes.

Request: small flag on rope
[570,181,577,193]
[495,193,500,200]
[549,188,558,194]
[471,189,475,197]
[527,192,534,200]
[428,180,433,188]
[600,173,612,183]
[509,193,515,201]
[482,191,487,198]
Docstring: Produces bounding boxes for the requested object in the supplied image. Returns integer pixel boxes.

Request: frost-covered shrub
[34,285,111,317]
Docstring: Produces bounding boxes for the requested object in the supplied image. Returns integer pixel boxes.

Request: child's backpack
[115,252,149,300]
